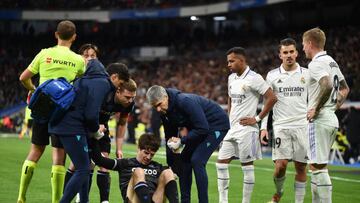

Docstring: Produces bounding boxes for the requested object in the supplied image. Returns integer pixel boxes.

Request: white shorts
[272,127,308,163]
[307,122,337,164]
[218,130,262,163]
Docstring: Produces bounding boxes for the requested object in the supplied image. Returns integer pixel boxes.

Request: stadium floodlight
[190,16,199,21]
[213,16,226,21]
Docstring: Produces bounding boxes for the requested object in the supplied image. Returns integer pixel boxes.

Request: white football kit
[218,66,269,162]
[261,64,309,162]
[307,51,345,164]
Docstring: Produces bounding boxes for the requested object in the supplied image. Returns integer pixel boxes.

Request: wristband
[255,115,261,122]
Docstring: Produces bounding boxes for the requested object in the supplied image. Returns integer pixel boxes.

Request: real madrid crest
[300,77,305,84]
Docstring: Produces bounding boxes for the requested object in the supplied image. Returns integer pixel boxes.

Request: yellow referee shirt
[28,45,85,84]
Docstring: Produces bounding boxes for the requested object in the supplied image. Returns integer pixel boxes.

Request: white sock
[311,172,320,203]
[274,176,286,195]
[315,169,332,203]
[294,181,306,203]
[242,165,255,203]
[216,163,229,203]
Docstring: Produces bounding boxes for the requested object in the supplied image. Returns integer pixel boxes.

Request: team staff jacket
[49,59,115,135]
[162,88,230,145]
[89,140,167,202]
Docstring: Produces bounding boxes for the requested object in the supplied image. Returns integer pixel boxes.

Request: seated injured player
[89,133,179,203]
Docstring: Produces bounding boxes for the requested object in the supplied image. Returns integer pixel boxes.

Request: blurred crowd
[1,21,360,164]
[1,25,360,110]
[0,0,223,10]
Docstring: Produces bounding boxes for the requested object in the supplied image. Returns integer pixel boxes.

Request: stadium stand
[0,0,224,10]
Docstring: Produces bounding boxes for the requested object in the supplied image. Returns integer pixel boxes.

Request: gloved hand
[89,131,104,140]
[167,137,182,153]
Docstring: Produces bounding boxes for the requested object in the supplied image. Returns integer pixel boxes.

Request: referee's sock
[51,165,66,203]
[18,160,36,202]
[165,180,179,203]
[97,171,110,202]
[134,181,151,203]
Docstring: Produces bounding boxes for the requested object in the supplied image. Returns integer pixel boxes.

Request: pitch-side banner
[22,11,110,21]
[0,0,291,20]
[111,8,179,19]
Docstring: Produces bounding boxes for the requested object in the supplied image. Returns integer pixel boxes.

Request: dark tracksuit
[49,59,115,203]
[162,88,230,203]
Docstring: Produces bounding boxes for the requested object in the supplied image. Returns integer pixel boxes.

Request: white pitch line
[123,150,360,184]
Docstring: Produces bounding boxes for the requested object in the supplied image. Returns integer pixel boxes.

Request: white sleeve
[251,74,270,95]
[309,61,329,82]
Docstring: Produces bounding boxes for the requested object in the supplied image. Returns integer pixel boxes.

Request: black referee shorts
[31,121,63,148]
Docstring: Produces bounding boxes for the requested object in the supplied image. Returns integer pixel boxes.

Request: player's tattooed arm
[336,80,350,109]
[314,76,332,113]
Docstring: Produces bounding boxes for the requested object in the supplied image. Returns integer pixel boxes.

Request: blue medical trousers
[57,134,90,203]
[172,130,227,203]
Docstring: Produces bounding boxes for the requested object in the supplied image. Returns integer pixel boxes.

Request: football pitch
[1,135,359,203]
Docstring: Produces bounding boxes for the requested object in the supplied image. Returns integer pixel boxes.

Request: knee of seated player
[98,166,109,172]
[132,168,146,182]
[160,169,175,183]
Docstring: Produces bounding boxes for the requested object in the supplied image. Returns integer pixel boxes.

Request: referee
[17,20,85,203]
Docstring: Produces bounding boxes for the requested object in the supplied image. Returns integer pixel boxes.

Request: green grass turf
[1,136,360,203]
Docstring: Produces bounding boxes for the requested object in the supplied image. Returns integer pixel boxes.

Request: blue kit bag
[28,77,76,124]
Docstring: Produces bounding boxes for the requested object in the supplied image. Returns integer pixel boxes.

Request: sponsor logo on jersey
[46,57,52,63]
[277,79,283,83]
[329,61,339,69]
[278,86,305,97]
[52,59,77,67]
[230,94,246,104]
[131,167,158,176]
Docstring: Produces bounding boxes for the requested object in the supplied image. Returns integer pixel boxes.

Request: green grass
[1,136,360,203]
